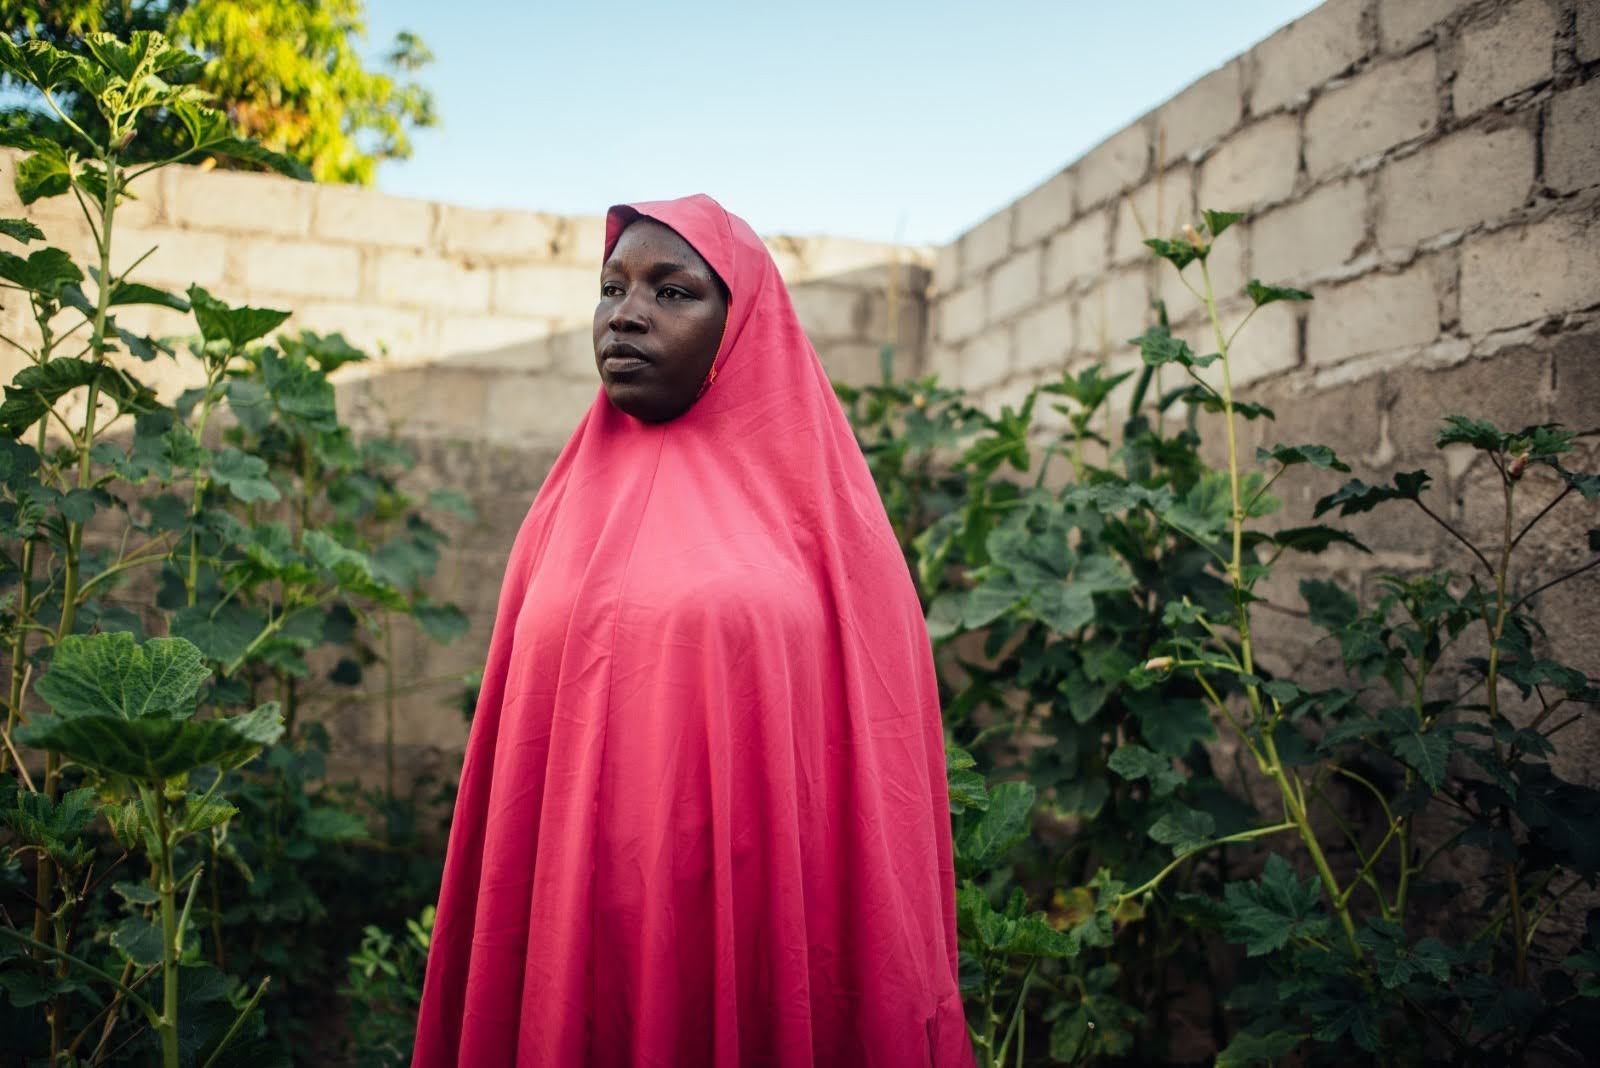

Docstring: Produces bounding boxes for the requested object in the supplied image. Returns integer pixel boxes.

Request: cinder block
[1378,0,1464,51]
[313,183,435,248]
[554,216,607,265]
[1459,213,1600,335]
[1250,0,1367,112]
[1307,261,1440,365]
[109,227,229,289]
[1113,167,1196,264]
[937,284,985,345]
[1581,2,1600,63]
[286,301,427,362]
[1076,122,1150,209]
[1154,60,1243,161]
[1546,79,1600,195]
[439,205,559,261]
[166,165,311,237]
[1221,299,1300,386]
[818,341,917,389]
[985,246,1043,323]
[1377,125,1533,248]
[958,328,1011,393]
[789,284,867,340]
[1077,267,1153,360]
[1305,50,1437,178]
[1043,210,1110,295]
[959,209,1014,281]
[373,251,493,313]
[490,262,599,321]
[1013,171,1074,249]
[1012,298,1074,373]
[1252,177,1367,285]
[766,235,909,283]
[933,243,960,294]
[432,315,553,359]
[1198,114,1300,211]
[1454,0,1554,116]
[483,373,599,445]
[240,238,361,300]
[924,342,962,387]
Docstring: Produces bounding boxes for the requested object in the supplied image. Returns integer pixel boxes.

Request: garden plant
[0,28,471,1067]
[842,213,1599,1065]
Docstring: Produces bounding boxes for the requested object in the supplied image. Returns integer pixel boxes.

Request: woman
[412,194,973,1067]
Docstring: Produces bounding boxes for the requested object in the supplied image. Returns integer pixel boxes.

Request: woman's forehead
[605,219,721,284]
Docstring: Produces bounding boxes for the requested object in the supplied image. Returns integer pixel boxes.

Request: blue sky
[367,2,1322,245]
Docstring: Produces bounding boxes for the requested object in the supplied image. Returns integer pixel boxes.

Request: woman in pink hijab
[412,194,974,1067]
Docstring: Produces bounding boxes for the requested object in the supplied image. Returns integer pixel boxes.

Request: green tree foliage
[0,0,435,184]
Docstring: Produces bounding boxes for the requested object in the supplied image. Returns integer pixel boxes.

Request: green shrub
[841,213,1599,1066]
[0,29,470,1066]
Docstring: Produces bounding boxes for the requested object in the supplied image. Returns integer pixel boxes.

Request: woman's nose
[608,291,647,332]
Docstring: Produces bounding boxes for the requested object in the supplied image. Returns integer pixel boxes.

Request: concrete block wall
[928,0,1600,917]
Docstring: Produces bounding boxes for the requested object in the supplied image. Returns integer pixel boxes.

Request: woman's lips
[602,354,649,374]
[601,342,651,376]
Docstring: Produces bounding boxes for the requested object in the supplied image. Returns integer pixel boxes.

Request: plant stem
[1118,821,1298,902]
[154,789,180,1068]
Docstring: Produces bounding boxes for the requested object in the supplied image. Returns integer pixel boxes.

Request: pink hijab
[412,194,973,1066]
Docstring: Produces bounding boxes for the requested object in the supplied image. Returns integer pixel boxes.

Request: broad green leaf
[1133,694,1216,757]
[187,285,290,349]
[1358,919,1450,989]
[210,448,280,503]
[1203,209,1244,239]
[1107,745,1183,797]
[427,487,477,520]
[1273,525,1371,554]
[1215,1028,1304,1066]
[112,880,160,906]
[1256,443,1350,472]
[111,914,163,967]
[1300,578,1360,630]
[1434,415,1505,451]
[1220,853,1330,956]
[180,797,237,834]
[0,245,82,298]
[1246,279,1312,306]
[17,701,284,779]
[224,378,272,436]
[1144,236,1201,270]
[0,358,158,436]
[303,805,368,841]
[414,601,468,644]
[1148,804,1216,855]
[0,37,82,90]
[2,787,98,867]
[13,143,72,204]
[1314,471,1431,517]
[34,632,209,721]
[170,602,266,665]
[261,347,338,431]
[957,780,1035,871]
[1379,706,1450,789]
[0,218,45,244]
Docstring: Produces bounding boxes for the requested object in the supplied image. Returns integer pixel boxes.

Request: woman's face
[593,219,729,423]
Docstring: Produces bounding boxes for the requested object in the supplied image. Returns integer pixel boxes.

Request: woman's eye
[659,286,690,300]
[600,283,622,297]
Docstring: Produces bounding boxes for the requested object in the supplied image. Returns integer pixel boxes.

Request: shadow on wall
[319,258,931,787]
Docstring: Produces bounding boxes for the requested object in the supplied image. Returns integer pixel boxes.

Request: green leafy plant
[0,26,470,1065]
[339,904,434,1068]
[845,209,1598,1065]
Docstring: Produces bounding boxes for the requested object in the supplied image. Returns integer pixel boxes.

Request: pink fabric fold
[412,193,974,1067]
